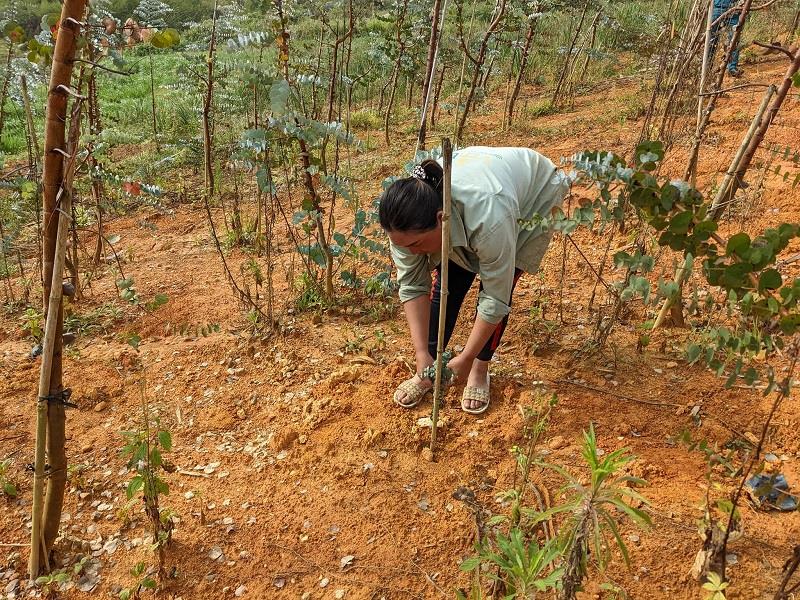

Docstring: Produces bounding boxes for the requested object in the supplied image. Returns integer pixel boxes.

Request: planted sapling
[118,561,157,600]
[120,384,175,579]
[0,459,17,498]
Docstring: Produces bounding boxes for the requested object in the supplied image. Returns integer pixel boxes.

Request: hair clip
[410,164,427,181]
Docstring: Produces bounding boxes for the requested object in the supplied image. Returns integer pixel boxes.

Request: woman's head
[379,159,444,254]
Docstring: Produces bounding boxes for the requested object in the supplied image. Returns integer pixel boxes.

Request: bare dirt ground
[2,56,800,599]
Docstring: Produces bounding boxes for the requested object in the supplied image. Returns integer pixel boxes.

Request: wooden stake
[430,138,452,454]
[710,84,777,218]
[29,187,72,579]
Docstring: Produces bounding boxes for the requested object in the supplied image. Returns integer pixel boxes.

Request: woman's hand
[445,352,473,385]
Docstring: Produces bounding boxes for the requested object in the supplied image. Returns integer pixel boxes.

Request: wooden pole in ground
[710,45,800,219]
[30,183,72,579]
[430,138,452,455]
[709,84,776,217]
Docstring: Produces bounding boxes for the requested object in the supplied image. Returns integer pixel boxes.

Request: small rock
[103,538,119,555]
[184,491,195,500]
[302,593,311,600]
[340,555,355,569]
[666,361,678,368]
[208,547,224,561]
[548,435,567,450]
[417,496,430,511]
[77,574,98,592]
[334,590,345,599]
[627,534,640,544]
[421,447,434,462]
[274,577,285,589]
[223,517,234,525]
[94,401,107,412]
[235,584,247,596]
[320,577,330,588]
[764,453,779,463]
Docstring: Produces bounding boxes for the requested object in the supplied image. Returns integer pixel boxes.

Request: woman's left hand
[446,353,473,385]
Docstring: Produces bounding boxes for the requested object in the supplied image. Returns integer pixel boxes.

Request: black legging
[427,261,523,362]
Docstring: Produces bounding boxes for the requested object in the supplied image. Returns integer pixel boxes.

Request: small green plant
[117,276,140,304]
[118,561,157,600]
[702,572,729,600]
[294,271,324,311]
[341,333,366,355]
[459,529,563,599]
[539,425,651,599]
[35,570,70,599]
[21,307,44,342]
[64,302,124,336]
[121,384,174,579]
[35,557,89,599]
[0,459,18,498]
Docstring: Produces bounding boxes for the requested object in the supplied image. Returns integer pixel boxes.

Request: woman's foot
[393,373,433,408]
[461,360,491,414]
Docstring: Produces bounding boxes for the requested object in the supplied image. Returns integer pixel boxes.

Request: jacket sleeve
[390,242,432,303]
[473,205,518,325]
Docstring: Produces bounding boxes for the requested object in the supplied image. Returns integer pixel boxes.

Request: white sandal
[393,376,432,408]
[461,373,491,415]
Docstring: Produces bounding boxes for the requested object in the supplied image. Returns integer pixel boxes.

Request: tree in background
[133,0,174,29]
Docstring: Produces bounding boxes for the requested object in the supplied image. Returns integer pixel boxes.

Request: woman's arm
[447,317,498,381]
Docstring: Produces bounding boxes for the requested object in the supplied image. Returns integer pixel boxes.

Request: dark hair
[379,159,444,232]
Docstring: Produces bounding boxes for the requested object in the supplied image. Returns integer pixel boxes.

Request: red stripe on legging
[487,269,524,352]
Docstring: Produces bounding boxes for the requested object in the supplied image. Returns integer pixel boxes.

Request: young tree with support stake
[29,0,88,579]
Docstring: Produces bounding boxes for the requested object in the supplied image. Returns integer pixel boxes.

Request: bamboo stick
[710,84,776,217]
[29,187,72,579]
[430,139,452,455]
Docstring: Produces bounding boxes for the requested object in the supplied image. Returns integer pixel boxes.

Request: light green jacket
[390,146,568,324]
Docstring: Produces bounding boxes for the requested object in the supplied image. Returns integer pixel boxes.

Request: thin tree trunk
[202,6,217,204]
[452,0,478,140]
[711,48,800,217]
[0,218,14,303]
[685,0,754,181]
[431,62,447,127]
[552,0,590,105]
[312,20,325,119]
[0,44,14,143]
[149,52,159,151]
[506,16,538,127]
[579,11,602,82]
[455,0,507,142]
[384,0,410,147]
[480,35,502,92]
[86,66,105,266]
[275,0,335,300]
[416,0,444,151]
[30,0,88,578]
